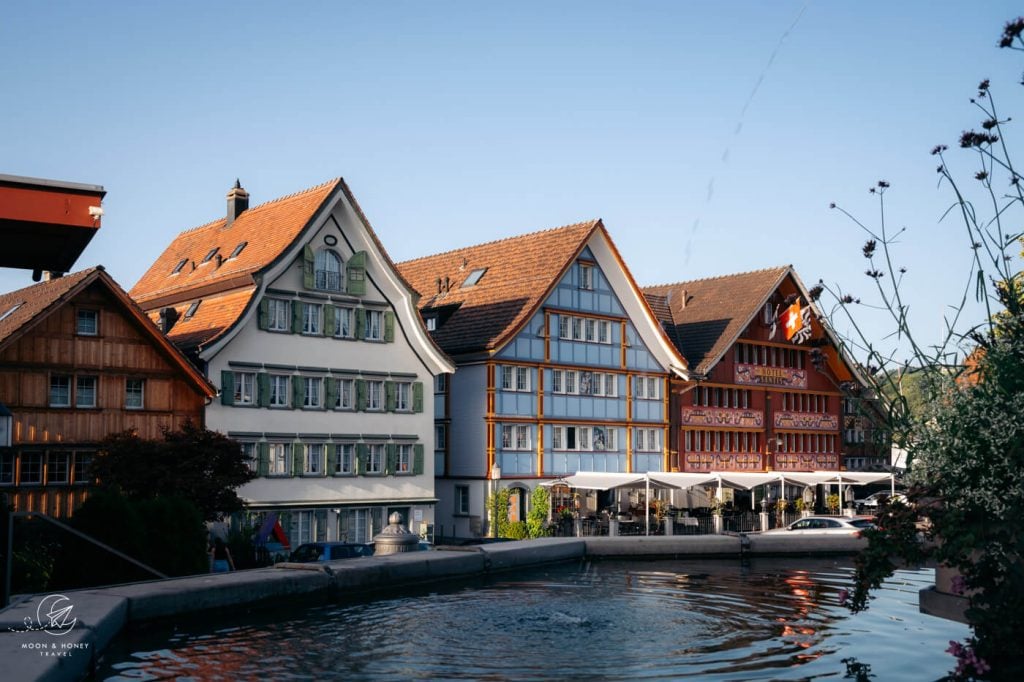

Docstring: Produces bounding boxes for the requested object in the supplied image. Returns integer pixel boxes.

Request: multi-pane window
[269,443,290,475]
[305,444,325,475]
[50,375,71,407]
[239,442,257,473]
[435,424,447,449]
[501,366,530,392]
[76,309,98,335]
[455,485,470,515]
[684,430,760,453]
[501,425,531,450]
[693,387,751,409]
[20,453,43,484]
[367,381,384,411]
[735,343,806,369]
[72,453,92,484]
[125,379,145,409]
[303,377,323,408]
[365,310,383,340]
[302,303,322,335]
[558,315,613,344]
[396,444,412,473]
[314,249,343,291]
[634,376,661,400]
[334,444,356,474]
[0,453,14,485]
[47,452,71,483]
[270,375,290,407]
[553,426,617,451]
[234,372,256,405]
[634,428,661,452]
[76,376,98,408]
[780,392,829,413]
[366,444,384,474]
[434,374,448,393]
[579,263,594,290]
[552,370,617,396]
[395,382,412,411]
[334,306,354,338]
[267,299,291,332]
[336,378,354,410]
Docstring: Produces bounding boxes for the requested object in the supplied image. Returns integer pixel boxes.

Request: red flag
[780,301,802,340]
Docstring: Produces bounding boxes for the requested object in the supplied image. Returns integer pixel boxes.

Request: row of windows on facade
[48,375,146,409]
[557,314,613,345]
[7,307,103,336]
[258,298,393,340]
[734,343,807,369]
[682,430,837,454]
[172,241,248,274]
[501,366,662,399]
[500,425,663,452]
[246,506,393,546]
[237,441,424,477]
[0,451,92,486]
[222,372,423,412]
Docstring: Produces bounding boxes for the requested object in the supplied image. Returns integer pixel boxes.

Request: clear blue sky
[3,2,1022,362]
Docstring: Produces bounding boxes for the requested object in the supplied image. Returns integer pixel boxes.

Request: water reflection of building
[644,267,888,478]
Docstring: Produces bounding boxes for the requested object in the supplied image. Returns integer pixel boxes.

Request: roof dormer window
[172,258,188,274]
[184,300,201,320]
[201,247,220,264]
[0,303,22,322]
[229,242,248,259]
[461,268,487,288]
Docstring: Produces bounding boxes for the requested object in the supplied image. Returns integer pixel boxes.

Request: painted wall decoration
[683,452,763,471]
[774,453,839,471]
[734,363,808,389]
[681,406,764,428]
[774,411,839,431]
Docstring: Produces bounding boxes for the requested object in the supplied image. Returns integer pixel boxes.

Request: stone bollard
[759,511,770,531]
[664,518,673,536]
[372,512,420,554]
[608,519,619,537]
[713,514,723,535]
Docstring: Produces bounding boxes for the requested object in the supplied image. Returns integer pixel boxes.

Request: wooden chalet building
[643,266,887,480]
[0,267,215,517]
[130,179,453,546]
[398,221,688,538]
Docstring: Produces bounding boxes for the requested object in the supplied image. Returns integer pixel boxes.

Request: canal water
[98,557,968,681]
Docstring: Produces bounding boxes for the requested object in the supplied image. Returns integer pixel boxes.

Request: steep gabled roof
[643,266,790,375]
[131,179,341,308]
[397,221,600,356]
[0,267,214,396]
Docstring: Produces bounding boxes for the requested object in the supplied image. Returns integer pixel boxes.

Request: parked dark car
[288,542,374,563]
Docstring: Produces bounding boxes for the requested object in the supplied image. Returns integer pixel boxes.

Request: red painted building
[645,266,886,474]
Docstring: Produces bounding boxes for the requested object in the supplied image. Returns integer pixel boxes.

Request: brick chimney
[226,179,249,227]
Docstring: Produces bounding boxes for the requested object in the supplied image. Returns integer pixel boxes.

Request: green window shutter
[258,373,271,407]
[292,301,303,333]
[325,378,338,409]
[413,444,424,475]
[354,308,366,339]
[326,446,337,475]
[412,382,424,413]
[258,442,270,477]
[347,251,367,295]
[292,375,304,409]
[384,311,395,342]
[356,443,368,475]
[258,298,270,330]
[324,305,336,335]
[292,442,304,477]
[220,371,235,406]
[303,244,315,289]
[386,443,397,475]
[356,379,367,411]
[385,381,396,412]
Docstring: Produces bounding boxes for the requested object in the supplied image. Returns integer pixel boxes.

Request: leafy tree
[527,486,552,538]
[91,420,255,521]
[823,18,1024,680]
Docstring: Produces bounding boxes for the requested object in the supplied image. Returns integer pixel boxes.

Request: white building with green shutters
[130,179,454,546]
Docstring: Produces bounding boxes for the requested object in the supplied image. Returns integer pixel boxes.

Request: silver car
[765,515,875,535]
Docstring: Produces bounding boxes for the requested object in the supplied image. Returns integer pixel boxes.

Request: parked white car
[855,491,906,511]
[764,516,875,535]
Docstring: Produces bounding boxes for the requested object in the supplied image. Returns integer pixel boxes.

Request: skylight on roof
[201,247,220,264]
[229,242,248,259]
[461,268,487,288]
[184,300,201,320]
[0,302,22,322]
[172,258,188,274]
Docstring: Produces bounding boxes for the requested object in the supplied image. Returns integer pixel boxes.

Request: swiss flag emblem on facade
[780,301,802,340]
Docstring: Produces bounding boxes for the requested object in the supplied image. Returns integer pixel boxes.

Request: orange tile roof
[0,268,98,346]
[145,287,258,352]
[130,179,341,307]
[397,221,600,355]
[643,266,790,375]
